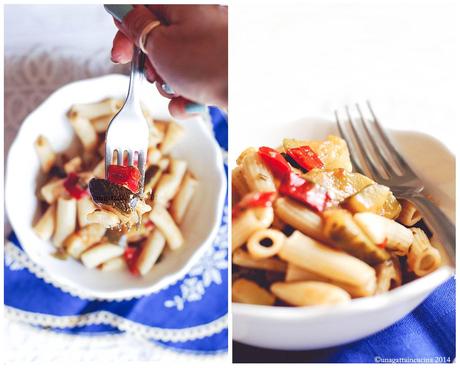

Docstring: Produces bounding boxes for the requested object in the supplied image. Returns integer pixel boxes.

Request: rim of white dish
[233,266,454,318]
[5,74,227,300]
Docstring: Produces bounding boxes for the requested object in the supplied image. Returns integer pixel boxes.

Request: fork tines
[335,101,414,182]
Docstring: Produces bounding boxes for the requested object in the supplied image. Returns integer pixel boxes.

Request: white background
[229,0,457,162]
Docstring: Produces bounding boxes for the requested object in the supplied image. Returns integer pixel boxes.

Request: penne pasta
[40,178,67,204]
[160,122,185,154]
[397,199,422,226]
[170,172,198,224]
[68,112,98,152]
[374,258,402,294]
[65,224,106,259]
[154,159,187,205]
[278,231,376,289]
[271,281,351,306]
[91,114,113,133]
[232,279,275,306]
[69,98,122,120]
[149,204,184,250]
[92,159,105,179]
[87,209,120,228]
[33,204,56,240]
[80,242,124,269]
[34,135,57,173]
[407,228,441,276]
[100,256,127,272]
[77,196,97,228]
[284,263,376,297]
[241,150,276,192]
[354,212,413,256]
[274,197,325,242]
[144,165,163,195]
[147,147,162,165]
[232,248,287,273]
[246,228,286,259]
[63,156,83,174]
[232,207,274,251]
[136,229,166,275]
[52,197,77,248]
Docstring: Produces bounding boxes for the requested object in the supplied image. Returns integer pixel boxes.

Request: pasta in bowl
[5,75,226,299]
[231,118,454,349]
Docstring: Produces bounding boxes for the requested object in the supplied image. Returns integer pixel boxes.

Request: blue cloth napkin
[4,107,228,356]
[233,277,455,363]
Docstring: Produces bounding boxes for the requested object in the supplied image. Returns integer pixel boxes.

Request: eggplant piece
[89,178,138,215]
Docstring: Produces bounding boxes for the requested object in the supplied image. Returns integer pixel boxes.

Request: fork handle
[403,194,456,267]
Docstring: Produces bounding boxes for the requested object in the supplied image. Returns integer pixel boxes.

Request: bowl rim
[232,266,454,320]
[5,74,227,300]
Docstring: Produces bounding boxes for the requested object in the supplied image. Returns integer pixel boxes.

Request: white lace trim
[5,319,227,360]
[5,305,227,343]
[4,241,168,301]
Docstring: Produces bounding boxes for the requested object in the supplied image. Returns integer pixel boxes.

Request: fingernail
[162,83,174,95]
[185,102,207,114]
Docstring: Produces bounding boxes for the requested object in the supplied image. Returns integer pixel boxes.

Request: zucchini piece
[323,209,390,265]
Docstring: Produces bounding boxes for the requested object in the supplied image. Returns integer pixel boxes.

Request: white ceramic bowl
[5,74,226,300]
[232,117,455,350]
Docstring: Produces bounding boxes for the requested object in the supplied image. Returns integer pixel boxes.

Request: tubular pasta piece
[397,199,422,226]
[69,98,122,120]
[40,178,67,204]
[100,256,127,271]
[271,281,351,306]
[64,156,82,174]
[407,228,441,276]
[374,257,402,294]
[241,150,276,193]
[284,263,376,297]
[170,172,198,224]
[52,197,77,248]
[232,207,274,251]
[87,209,121,228]
[154,159,187,205]
[33,204,56,240]
[77,196,97,227]
[278,231,377,289]
[80,242,124,269]
[149,204,184,250]
[232,248,287,273]
[232,279,275,305]
[34,135,57,173]
[68,113,98,152]
[136,229,166,275]
[246,228,286,259]
[160,122,185,154]
[274,197,325,242]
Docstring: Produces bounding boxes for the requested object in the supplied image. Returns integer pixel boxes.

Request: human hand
[111,5,228,118]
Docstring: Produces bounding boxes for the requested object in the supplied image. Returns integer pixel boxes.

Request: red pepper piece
[63,172,88,199]
[124,246,142,276]
[286,145,324,171]
[279,172,330,212]
[107,165,141,193]
[258,146,291,179]
[232,192,276,219]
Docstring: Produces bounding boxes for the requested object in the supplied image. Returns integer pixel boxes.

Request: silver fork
[335,101,455,266]
[105,46,150,192]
